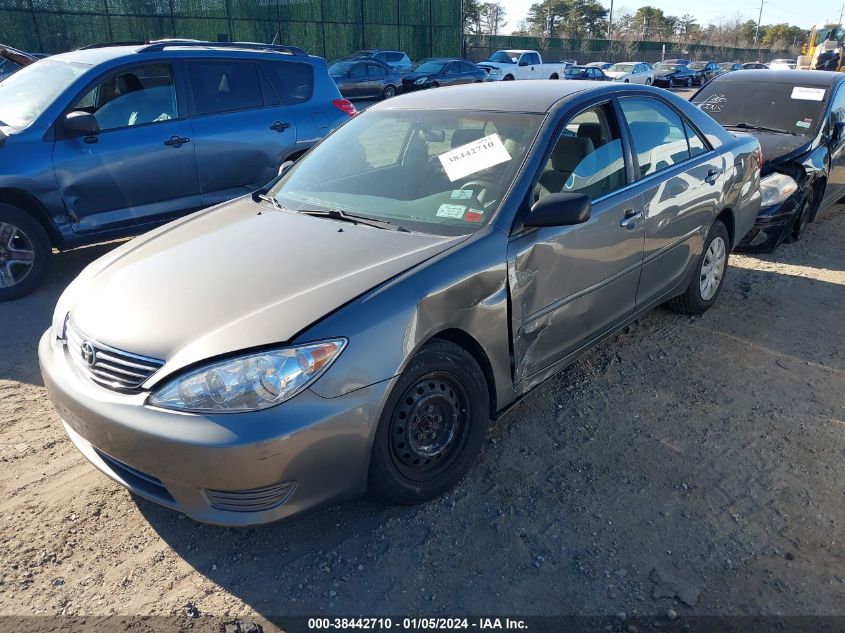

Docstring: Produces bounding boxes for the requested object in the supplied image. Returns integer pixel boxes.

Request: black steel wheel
[785,189,814,243]
[368,339,490,505]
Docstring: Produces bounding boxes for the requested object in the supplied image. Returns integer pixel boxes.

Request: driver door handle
[620,208,643,230]
[164,135,190,148]
[271,121,291,132]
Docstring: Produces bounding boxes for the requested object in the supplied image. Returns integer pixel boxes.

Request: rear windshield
[608,63,633,72]
[693,81,829,137]
[655,64,682,71]
[565,67,587,76]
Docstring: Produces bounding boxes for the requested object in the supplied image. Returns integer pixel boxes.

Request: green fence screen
[0,0,461,59]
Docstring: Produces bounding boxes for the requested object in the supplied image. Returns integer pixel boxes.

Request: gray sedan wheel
[667,220,729,315]
[0,204,50,302]
[368,339,489,505]
[383,84,396,99]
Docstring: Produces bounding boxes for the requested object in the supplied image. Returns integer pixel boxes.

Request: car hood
[477,62,510,70]
[64,198,465,377]
[734,131,813,172]
[605,71,627,78]
[402,71,434,82]
[655,70,678,77]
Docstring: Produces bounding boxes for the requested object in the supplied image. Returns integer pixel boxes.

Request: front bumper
[39,331,392,526]
[736,194,801,252]
[653,77,673,86]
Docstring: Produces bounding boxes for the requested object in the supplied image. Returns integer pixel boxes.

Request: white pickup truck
[476,49,569,81]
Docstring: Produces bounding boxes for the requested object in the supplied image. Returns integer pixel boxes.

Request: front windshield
[608,63,633,73]
[267,110,543,235]
[816,27,845,44]
[487,51,519,63]
[414,61,446,73]
[694,81,828,137]
[718,63,734,69]
[565,67,587,77]
[688,62,706,69]
[0,59,90,129]
[329,62,354,76]
[655,64,681,72]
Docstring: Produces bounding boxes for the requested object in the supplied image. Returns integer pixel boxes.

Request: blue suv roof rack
[79,40,307,56]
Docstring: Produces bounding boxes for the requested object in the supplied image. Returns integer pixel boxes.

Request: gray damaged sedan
[40,82,762,526]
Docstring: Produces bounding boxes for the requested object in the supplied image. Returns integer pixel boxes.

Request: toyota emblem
[80,341,97,367]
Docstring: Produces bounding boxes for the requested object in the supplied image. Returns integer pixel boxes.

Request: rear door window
[262,60,314,104]
[619,97,691,177]
[186,60,264,116]
[368,64,386,78]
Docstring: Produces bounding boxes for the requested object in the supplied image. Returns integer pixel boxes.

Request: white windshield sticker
[451,189,474,199]
[436,204,466,219]
[438,133,511,182]
[791,87,826,101]
[796,119,811,129]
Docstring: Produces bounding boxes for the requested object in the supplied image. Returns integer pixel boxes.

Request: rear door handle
[164,135,190,148]
[270,121,291,132]
[704,167,723,184]
[620,208,643,230]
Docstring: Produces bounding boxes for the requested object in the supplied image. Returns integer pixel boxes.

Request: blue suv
[0,40,355,300]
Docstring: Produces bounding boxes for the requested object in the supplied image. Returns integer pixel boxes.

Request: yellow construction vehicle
[797,23,845,70]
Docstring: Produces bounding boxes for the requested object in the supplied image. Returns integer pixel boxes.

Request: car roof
[372,81,621,113]
[715,69,843,86]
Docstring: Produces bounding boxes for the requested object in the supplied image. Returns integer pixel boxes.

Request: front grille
[205,482,295,513]
[64,319,164,392]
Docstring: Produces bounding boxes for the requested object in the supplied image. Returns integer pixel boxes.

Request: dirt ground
[1,204,844,625]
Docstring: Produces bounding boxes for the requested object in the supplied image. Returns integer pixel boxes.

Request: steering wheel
[459,179,493,205]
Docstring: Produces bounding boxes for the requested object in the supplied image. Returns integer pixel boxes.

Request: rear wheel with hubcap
[645,78,652,85]
[0,203,50,302]
[784,189,814,243]
[368,339,489,505]
[667,220,730,315]
[382,84,396,99]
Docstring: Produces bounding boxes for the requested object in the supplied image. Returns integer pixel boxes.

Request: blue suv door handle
[164,135,190,148]
[271,121,292,132]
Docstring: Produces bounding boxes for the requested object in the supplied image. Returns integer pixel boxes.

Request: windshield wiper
[296,208,408,232]
[726,122,794,135]
[256,193,286,211]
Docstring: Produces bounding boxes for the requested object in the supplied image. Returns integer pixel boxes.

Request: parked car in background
[349,49,413,73]
[652,62,697,87]
[688,60,720,84]
[693,69,845,249]
[401,57,486,91]
[769,58,797,69]
[40,81,762,526]
[563,65,609,81]
[586,61,612,70]
[717,62,744,74]
[329,58,400,99]
[742,62,769,69]
[476,49,568,80]
[0,44,37,81]
[663,58,691,66]
[605,61,654,84]
[0,40,354,301]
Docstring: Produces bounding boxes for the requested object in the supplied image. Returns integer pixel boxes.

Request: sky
[497,0,841,34]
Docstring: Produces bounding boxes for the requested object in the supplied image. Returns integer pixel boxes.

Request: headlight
[760,172,798,207]
[148,339,346,413]
[489,68,501,76]
[414,76,429,85]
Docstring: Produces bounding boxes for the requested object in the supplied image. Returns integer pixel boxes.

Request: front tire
[784,189,814,243]
[645,78,652,85]
[503,74,514,81]
[666,220,730,315]
[382,84,396,99]
[686,77,693,87]
[368,339,490,505]
[0,203,50,302]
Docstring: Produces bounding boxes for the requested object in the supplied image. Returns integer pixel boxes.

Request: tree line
[463,0,807,52]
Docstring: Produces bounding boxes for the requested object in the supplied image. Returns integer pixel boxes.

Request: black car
[693,70,845,249]
[329,59,401,100]
[401,57,486,91]
[742,62,769,69]
[652,63,697,88]
[688,61,720,85]
[563,65,610,81]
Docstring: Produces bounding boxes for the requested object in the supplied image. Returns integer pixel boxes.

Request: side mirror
[833,121,845,142]
[278,160,295,176]
[525,193,591,228]
[63,111,99,136]
[519,59,529,67]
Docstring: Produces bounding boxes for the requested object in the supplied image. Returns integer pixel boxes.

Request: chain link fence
[0,0,461,60]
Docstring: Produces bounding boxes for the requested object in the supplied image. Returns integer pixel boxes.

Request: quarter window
[619,97,691,177]
[684,121,708,157]
[537,104,626,201]
[187,60,264,116]
[72,63,177,131]
[262,60,314,104]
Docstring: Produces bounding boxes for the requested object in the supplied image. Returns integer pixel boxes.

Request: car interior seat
[536,136,594,198]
